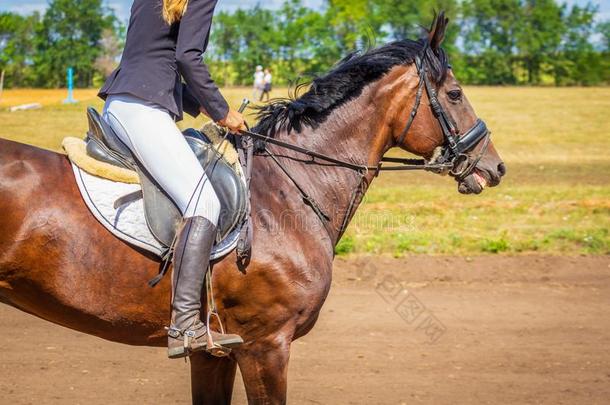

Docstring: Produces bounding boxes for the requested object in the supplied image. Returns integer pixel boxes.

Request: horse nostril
[497,162,506,177]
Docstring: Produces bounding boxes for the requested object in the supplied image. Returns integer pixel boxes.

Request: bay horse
[0,15,504,404]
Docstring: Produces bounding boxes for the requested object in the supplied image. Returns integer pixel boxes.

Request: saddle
[84,107,248,248]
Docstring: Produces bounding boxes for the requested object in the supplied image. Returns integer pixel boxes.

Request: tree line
[1,0,608,89]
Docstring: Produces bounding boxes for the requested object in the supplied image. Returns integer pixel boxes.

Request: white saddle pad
[71,163,240,259]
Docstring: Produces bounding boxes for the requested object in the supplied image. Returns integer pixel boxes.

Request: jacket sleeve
[176,0,229,122]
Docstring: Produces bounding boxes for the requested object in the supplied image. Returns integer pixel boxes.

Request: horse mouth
[457,169,488,195]
[474,172,488,188]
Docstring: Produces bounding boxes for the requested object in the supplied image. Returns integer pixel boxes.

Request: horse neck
[250,83,392,248]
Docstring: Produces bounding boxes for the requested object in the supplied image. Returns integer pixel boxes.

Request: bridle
[233,47,492,241]
[395,53,491,180]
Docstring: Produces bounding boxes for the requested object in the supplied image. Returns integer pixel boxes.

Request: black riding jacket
[99,0,228,122]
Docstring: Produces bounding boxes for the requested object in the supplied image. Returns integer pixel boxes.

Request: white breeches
[103,94,220,225]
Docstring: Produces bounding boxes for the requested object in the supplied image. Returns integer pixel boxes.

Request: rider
[98,0,246,358]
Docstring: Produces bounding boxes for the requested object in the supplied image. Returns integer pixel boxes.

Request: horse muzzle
[456,160,506,195]
[457,170,487,195]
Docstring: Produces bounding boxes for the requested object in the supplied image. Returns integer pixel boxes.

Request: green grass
[1,87,609,255]
[346,180,609,255]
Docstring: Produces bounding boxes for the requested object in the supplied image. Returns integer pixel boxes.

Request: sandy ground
[1,255,609,404]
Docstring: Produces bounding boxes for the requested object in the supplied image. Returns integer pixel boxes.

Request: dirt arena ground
[1,255,609,404]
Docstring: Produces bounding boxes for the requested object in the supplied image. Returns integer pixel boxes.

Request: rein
[232,125,452,244]
[236,127,453,174]
[233,127,454,244]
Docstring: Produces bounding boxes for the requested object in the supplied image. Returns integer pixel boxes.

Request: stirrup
[207,342,232,357]
[205,310,232,358]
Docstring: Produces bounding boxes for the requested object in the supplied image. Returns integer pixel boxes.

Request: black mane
[253,38,449,137]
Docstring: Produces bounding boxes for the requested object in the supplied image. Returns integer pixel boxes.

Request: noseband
[395,55,491,180]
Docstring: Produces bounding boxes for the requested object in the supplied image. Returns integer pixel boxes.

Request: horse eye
[448,90,462,101]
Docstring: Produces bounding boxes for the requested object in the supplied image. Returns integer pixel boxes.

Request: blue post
[63,67,78,104]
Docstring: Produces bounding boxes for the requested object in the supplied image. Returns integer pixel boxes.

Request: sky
[0,0,607,22]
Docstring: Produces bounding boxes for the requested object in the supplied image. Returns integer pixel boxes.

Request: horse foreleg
[234,338,291,405]
[190,352,237,405]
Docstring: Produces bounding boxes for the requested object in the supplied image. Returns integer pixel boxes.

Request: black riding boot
[167,216,243,359]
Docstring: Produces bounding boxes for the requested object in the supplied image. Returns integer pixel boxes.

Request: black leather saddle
[85,107,247,247]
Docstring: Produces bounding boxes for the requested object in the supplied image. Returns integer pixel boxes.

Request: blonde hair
[162,0,189,24]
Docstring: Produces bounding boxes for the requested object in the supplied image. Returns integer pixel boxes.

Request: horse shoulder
[215,242,334,342]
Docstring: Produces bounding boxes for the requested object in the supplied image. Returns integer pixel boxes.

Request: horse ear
[428,11,450,51]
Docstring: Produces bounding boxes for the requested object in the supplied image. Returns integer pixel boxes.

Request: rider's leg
[103,94,219,220]
[103,94,242,358]
[168,215,242,358]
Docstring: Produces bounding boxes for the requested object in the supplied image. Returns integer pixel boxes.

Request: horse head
[387,12,506,194]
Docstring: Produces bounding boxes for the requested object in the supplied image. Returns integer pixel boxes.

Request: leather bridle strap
[236,128,452,173]
[450,130,491,180]
[419,57,459,153]
[396,51,459,152]
[397,61,425,145]
[237,128,376,172]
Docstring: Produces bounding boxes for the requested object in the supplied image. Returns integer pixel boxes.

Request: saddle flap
[188,138,247,240]
[136,166,183,246]
[135,141,247,247]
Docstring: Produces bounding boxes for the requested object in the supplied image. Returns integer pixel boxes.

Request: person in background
[253,65,264,100]
[261,68,272,102]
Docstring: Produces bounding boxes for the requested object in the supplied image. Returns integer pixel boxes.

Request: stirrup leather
[204,270,233,357]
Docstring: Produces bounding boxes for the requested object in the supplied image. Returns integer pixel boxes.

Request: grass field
[0,87,608,255]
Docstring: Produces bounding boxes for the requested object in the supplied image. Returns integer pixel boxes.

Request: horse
[0,14,504,404]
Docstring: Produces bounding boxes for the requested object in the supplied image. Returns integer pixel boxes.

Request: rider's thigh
[103,95,220,222]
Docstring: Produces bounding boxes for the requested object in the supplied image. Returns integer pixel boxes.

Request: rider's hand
[218,109,246,133]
